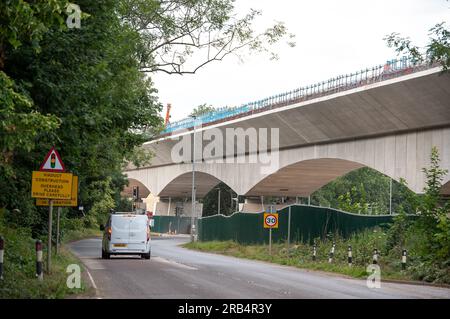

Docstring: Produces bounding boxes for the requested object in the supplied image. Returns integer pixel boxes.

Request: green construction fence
[152,215,193,234]
[198,205,394,244]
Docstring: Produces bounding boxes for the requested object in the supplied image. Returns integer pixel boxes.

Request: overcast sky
[153,0,449,122]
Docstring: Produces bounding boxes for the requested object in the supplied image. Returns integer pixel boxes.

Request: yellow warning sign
[31,171,73,200]
[36,176,78,206]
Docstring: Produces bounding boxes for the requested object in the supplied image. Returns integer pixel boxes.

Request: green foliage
[120,0,295,74]
[83,178,116,228]
[1,0,163,232]
[312,167,415,215]
[0,0,68,59]
[201,182,237,217]
[386,210,412,252]
[190,103,216,118]
[409,147,450,263]
[383,147,450,283]
[0,210,85,298]
[336,185,370,214]
[385,21,449,71]
[0,71,60,177]
[185,228,421,282]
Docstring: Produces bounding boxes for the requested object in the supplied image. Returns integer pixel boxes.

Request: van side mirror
[99,224,105,231]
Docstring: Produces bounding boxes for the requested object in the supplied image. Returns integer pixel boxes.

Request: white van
[101,212,151,259]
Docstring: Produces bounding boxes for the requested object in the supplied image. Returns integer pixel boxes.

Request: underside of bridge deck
[244,158,365,197]
[158,172,221,198]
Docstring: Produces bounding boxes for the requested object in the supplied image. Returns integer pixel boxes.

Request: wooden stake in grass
[401,249,407,270]
[328,242,335,263]
[36,240,43,281]
[348,245,352,267]
[312,242,317,261]
[372,248,379,264]
[0,236,4,280]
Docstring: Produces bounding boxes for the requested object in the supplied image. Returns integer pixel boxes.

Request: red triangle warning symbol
[39,147,66,172]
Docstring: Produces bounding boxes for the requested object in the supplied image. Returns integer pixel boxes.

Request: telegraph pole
[217,187,221,215]
[287,205,291,249]
[389,178,393,214]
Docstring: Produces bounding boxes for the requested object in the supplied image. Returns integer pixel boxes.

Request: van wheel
[142,251,151,260]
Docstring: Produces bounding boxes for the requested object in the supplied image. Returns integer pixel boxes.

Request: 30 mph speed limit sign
[264,213,279,229]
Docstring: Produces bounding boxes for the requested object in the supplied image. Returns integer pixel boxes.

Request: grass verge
[0,224,88,298]
[183,232,418,283]
[62,227,102,244]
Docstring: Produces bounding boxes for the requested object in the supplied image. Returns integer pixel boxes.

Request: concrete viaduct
[124,64,450,216]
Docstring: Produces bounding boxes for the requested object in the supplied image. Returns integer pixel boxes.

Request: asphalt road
[68,236,450,299]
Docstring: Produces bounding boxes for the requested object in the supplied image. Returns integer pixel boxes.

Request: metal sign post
[56,207,61,255]
[191,116,197,242]
[269,228,272,255]
[31,147,74,274]
[47,199,53,273]
[264,206,279,256]
[269,205,273,255]
[287,206,291,249]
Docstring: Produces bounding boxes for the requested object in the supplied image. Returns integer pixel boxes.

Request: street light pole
[191,116,197,242]
[389,178,393,214]
[217,188,221,215]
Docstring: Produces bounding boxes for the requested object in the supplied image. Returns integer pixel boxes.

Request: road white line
[85,267,98,290]
[82,259,105,270]
[153,256,198,270]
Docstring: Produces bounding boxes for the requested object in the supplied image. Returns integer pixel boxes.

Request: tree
[1,0,295,232]
[386,146,450,281]
[337,185,370,214]
[190,103,216,117]
[0,0,67,172]
[1,0,163,232]
[0,0,68,69]
[0,72,59,174]
[0,0,68,226]
[385,22,449,71]
[119,0,295,75]
[412,147,450,262]
[201,182,237,216]
[312,167,415,215]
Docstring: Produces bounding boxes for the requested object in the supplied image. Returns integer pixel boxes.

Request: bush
[0,209,85,298]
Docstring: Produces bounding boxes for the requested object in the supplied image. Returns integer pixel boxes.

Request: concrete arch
[125,128,450,198]
[245,158,366,197]
[158,171,222,198]
[442,181,450,196]
[243,128,450,196]
[122,178,151,198]
[125,161,243,198]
